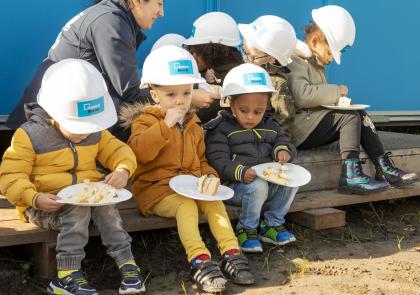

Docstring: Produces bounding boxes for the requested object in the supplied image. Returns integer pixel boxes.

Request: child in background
[0,59,143,295]
[287,5,417,194]
[238,15,297,135]
[205,64,298,253]
[183,11,243,123]
[122,45,254,293]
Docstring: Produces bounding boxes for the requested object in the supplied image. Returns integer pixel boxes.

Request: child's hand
[277,150,291,165]
[339,85,349,97]
[164,107,186,128]
[35,193,64,213]
[244,168,256,184]
[104,168,129,189]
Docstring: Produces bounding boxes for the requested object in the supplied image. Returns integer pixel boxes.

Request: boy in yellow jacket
[122,45,254,293]
[0,59,143,295]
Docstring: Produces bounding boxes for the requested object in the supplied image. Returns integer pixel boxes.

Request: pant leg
[196,200,239,255]
[91,205,133,266]
[358,110,385,159]
[299,111,362,160]
[263,185,299,226]
[151,194,210,262]
[226,178,269,230]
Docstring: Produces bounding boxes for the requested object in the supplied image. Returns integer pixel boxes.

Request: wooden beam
[26,242,57,279]
[287,208,345,230]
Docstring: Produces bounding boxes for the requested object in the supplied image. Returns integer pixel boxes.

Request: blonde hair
[304,22,327,45]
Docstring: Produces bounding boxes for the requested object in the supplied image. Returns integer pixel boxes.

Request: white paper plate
[321,104,370,110]
[57,182,132,206]
[169,175,234,201]
[253,162,311,187]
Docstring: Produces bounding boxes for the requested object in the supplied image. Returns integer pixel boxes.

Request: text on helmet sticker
[168,60,193,75]
[243,73,267,86]
[77,96,104,117]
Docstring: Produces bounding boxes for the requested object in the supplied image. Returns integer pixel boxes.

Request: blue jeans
[226,178,298,230]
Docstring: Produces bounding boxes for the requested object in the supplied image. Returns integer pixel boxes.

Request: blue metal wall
[1,0,419,115]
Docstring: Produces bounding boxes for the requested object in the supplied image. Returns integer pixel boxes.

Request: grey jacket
[286,42,340,146]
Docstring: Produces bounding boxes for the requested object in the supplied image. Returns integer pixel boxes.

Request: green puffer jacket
[286,42,340,146]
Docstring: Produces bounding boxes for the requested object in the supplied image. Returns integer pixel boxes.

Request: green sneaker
[259,220,296,246]
[237,228,263,253]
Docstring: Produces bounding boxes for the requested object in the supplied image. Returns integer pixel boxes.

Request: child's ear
[149,89,160,104]
[309,36,318,51]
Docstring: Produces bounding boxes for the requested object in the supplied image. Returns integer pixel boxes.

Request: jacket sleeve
[128,116,171,165]
[97,130,137,176]
[205,127,250,182]
[90,13,150,104]
[196,128,218,177]
[271,121,297,162]
[287,56,340,108]
[0,128,39,208]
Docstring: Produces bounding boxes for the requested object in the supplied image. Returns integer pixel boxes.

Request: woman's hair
[303,22,326,44]
[183,44,242,70]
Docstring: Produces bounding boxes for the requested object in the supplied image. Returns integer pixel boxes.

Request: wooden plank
[26,242,57,279]
[0,208,20,221]
[287,208,345,230]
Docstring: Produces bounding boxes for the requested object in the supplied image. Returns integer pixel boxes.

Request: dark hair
[229,92,271,102]
[183,43,242,70]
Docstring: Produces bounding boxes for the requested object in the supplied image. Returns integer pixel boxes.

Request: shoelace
[380,152,401,174]
[244,229,259,240]
[74,278,89,286]
[273,224,287,233]
[352,160,370,180]
[122,270,139,279]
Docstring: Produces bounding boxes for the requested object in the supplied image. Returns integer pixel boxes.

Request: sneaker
[259,220,296,246]
[237,228,263,253]
[47,271,98,295]
[119,264,146,294]
[220,253,255,285]
[374,152,418,187]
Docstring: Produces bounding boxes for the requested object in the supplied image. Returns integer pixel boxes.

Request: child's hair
[303,22,326,44]
[183,43,242,70]
[229,92,272,103]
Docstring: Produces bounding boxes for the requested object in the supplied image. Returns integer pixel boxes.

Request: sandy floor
[0,197,419,295]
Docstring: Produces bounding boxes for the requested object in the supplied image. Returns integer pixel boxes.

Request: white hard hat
[183,12,241,47]
[37,59,117,134]
[222,63,275,98]
[141,45,205,86]
[151,33,186,52]
[312,5,356,64]
[239,15,297,66]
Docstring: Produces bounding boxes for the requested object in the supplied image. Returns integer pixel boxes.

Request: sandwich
[197,175,220,196]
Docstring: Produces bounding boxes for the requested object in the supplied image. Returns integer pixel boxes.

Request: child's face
[242,39,275,66]
[59,125,90,144]
[150,84,193,114]
[230,93,268,129]
[309,35,333,65]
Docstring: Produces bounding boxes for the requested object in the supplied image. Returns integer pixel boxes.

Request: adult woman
[7,0,163,140]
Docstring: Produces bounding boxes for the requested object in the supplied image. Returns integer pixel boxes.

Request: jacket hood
[24,103,52,127]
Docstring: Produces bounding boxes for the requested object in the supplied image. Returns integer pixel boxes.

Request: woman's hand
[191,89,221,109]
[339,85,349,97]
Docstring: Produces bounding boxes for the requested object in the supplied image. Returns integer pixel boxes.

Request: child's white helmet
[312,5,356,64]
[141,45,205,86]
[183,12,241,47]
[239,15,297,66]
[37,59,117,134]
[222,63,275,98]
[151,33,186,52]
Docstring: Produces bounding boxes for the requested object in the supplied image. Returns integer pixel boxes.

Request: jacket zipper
[252,129,262,164]
[179,124,185,174]
[69,142,78,184]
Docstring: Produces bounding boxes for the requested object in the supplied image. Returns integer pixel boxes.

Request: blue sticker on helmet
[168,60,193,75]
[191,25,196,37]
[243,73,266,86]
[77,96,104,117]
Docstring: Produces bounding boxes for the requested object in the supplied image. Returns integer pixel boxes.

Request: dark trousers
[299,110,385,160]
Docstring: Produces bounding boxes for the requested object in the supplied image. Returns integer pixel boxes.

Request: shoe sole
[338,186,388,195]
[260,236,296,246]
[47,284,99,295]
[119,285,146,294]
[240,246,263,253]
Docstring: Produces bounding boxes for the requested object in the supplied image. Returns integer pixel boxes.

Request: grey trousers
[299,110,385,160]
[25,205,134,270]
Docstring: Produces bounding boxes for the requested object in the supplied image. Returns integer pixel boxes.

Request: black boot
[374,152,418,187]
[338,159,389,195]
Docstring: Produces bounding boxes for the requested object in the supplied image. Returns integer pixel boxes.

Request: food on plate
[262,166,288,185]
[74,183,117,204]
[197,175,220,195]
[337,96,351,107]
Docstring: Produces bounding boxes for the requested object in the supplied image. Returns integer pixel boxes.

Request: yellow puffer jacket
[0,104,137,221]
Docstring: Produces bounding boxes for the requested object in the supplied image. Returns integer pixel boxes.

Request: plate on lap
[253,162,311,187]
[57,182,132,206]
[169,175,234,201]
[321,104,370,110]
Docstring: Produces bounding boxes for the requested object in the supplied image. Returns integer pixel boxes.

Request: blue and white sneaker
[119,264,146,294]
[47,271,98,295]
[259,220,296,246]
[237,228,263,253]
